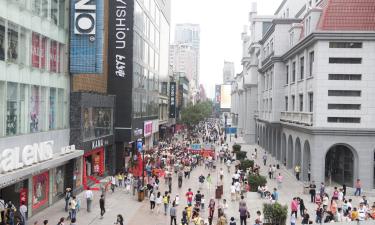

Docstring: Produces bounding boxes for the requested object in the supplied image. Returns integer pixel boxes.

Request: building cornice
[282,31,375,60]
[258,56,283,73]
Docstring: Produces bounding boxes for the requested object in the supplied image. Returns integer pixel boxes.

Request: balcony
[280,111,313,126]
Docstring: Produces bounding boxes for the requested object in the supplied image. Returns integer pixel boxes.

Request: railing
[280,111,313,126]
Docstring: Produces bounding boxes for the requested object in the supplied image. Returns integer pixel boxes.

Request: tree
[180,100,213,128]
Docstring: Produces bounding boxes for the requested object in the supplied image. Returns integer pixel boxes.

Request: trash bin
[138,190,145,202]
[303,186,310,195]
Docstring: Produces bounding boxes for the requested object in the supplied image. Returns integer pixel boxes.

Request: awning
[0,150,84,188]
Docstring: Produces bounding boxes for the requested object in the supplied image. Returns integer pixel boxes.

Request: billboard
[220,85,231,109]
[107,0,134,141]
[70,0,103,74]
[169,82,176,118]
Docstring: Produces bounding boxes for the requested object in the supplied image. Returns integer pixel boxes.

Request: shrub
[236,151,247,160]
[239,159,254,171]
[232,144,241,153]
[248,174,267,192]
[262,203,288,225]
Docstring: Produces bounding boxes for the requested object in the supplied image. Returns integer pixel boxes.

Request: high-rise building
[235,0,375,189]
[223,61,235,84]
[173,24,200,98]
[0,0,82,217]
[107,0,171,167]
[169,43,198,100]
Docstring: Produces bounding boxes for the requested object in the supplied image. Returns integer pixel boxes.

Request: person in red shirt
[186,188,194,205]
[354,179,362,196]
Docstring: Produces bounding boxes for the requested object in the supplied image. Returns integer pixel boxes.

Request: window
[0,19,4,61]
[51,0,58,25]
[329,58,362,64]
[308,93,313,112]
[292,62,296,82]
[32,0,41,15]
[299,94,303,111]
[286,65,289,84]
[82,107,113,140]
[30,86,40,132]
[50,41,58,72]
[270,71,273,89]
[327,117,360,123]
[7,23,18,63]
[291,95,295,111]
[49,88,57,130]
[328,90,361,97]
[41,37,47,69]
[32,33,40,68]
[300,57,304,80]
[328,104,361,110]
[42,0,49,18]
[270,98,272,111]
[19,28,27,65]
[58,0,65,28]
[285,97,288,111]
[6,83,18,135]
[57,89,64,128]
[329,42,362,48]
[328,74,361,80]
[309,51,314,76]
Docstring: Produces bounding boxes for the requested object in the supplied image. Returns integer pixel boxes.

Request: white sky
[171,0,282,98]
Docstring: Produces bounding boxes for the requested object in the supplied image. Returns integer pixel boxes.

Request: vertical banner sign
[32,33,40,68]
[169,82,176,118]
[108,0,134,140]
[70,0,103,73]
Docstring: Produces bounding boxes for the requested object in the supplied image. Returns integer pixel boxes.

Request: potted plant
[236,151,247,160]
[262,203,288,225]
[232,144,241,153]
[239,159,254,171]
[247,174,267,192]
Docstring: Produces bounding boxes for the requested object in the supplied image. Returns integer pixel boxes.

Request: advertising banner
[169,82,176,118]
[50,41,57,72]
[107,0,135,141]
[220,85,232,109]
[32,33,40,68]
[70,0,103,73]
[41,37,47,69]
[144,121,153,137]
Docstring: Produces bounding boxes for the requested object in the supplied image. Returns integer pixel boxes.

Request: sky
[171,0,283,99]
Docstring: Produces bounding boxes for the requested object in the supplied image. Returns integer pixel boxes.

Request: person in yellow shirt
[186,204,192,223]
[351,207,359,221]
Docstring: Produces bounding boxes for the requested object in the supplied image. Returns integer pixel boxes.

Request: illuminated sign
[220,85,232,109]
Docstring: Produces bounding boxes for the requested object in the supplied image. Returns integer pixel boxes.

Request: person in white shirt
[85,187,94,212]
[19,201,27,225]
[234,181,241,200]
[230,184,236,201]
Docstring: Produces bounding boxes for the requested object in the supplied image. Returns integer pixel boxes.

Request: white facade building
[236,0,375,189]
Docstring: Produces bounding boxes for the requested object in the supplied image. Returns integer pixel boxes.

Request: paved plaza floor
[30,137,374,225]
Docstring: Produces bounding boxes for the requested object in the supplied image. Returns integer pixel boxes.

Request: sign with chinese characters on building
[144,121,153,137]
[169,82,176,118]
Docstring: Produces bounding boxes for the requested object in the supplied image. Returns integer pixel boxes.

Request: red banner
[50,41,57,72]
[41,37,47,69]
[31,33,40,68]
[32,171,49,210]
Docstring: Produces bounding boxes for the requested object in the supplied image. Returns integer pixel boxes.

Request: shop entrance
[83,148,104,188]
[325,144,355,187]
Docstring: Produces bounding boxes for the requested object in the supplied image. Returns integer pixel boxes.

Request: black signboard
[107,0,134,141]
[169,82,176,118]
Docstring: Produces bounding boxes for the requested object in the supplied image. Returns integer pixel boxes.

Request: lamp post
[224,113,228,141]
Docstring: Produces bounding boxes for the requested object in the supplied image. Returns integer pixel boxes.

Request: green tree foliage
[180,101,213,127]
[248,174,267,192]
[239,159,254,171]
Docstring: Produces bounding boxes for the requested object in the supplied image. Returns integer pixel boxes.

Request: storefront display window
[30,85,40,132]
[50,41,58,72]
[6,82,18,135]
[82,107,112,141]
[74,158,83,188]
[0,19,5,61]
[53,165,65,198]
[32,171,49,210]
[41,37,47,69]
[83,149,104,188]
[49,88,56,129]
[7,23,18,63]
[19,28,27,65]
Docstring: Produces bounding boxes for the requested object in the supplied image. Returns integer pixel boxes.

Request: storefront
[70,93,116,188]
[0,129,83,217]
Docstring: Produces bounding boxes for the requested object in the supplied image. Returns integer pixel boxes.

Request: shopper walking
[170,202,177,225]
[99,195,105,219]
[85,187,93,212]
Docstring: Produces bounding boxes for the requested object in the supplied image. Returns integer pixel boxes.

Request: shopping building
[235,0,375,189]
[107,0,171,167]
[0,0,82,217]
